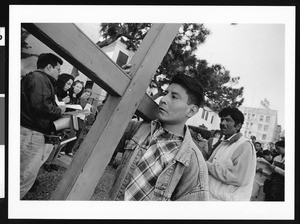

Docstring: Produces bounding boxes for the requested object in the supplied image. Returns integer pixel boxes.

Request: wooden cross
[22,23,181,200]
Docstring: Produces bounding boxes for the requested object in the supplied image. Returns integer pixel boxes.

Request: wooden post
[39,23,181,200]
[22,23,160,120]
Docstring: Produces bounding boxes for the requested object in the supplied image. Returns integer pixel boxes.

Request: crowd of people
[20,53,100,197]
[20,52,285,201]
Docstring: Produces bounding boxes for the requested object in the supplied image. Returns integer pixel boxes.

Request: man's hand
[121,63,132,75]
[59,105,66,114]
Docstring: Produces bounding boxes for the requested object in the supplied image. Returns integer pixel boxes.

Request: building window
[266,116,270,122]
[246,122,249,129]
[250,123,253,129]
[264,125,269,131]
[116,51,129,67]
[252,114,255,120]
[201,109,205,118]
[244,131,247,136]
[249,131,252,136]
[211,116,214,124]
[260,115,264,121]
[247,114,251,120]
[205,111,209,121]
[257,133,261,139]
[262,134,267,140]
[258,124,262,131]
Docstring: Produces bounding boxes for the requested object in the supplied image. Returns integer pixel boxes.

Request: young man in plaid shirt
[109,74,209,201]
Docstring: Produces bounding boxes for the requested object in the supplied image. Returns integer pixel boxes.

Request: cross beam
[23,23,181,200]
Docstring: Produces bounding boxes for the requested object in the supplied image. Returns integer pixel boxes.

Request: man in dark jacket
[20,53,65,199]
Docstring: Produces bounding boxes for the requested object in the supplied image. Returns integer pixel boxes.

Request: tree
[21,28,38,59]
[98,23,244,112]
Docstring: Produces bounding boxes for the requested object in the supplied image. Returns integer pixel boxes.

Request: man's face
[220,115,241,139]
[158,83,195,126]
[254,143,261,151]
[81,91,91,100]
[48,63,61,80]
[275,145,285,155]
[263,154,273,162]
[214,133,221,139]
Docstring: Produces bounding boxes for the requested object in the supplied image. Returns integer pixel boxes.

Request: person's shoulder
[28,70,49,82]
[273,155,282,162]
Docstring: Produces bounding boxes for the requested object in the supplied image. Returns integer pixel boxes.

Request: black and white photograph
[6,5,296,221]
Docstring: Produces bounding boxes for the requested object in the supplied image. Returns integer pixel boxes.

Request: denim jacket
[109,120,209,201]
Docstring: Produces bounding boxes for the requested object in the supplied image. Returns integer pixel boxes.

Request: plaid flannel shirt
[124,120,183,201]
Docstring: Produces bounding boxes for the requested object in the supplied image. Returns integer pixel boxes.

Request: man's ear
[45,64,52,71]
[187,105,199,118]
[235,123,242,131]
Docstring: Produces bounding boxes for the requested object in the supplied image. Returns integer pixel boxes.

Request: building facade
[239,106,280,147]
[186,107,220,131]
[86,39,134,102]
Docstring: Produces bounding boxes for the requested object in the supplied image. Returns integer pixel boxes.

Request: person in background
[254,141,264,158]
[80,88,93,109]
[68,80,85,105]
[267,142,279,158]
[262,149,274,164]
[206,107,256,201]
[251,147,274,201]
[42,73,74,172]
[109,74,209,201]
[250,135,256,145]
[263,140,285,201]
[191,131,209,160]
[20,53,65,198]
[59,80,85,156]
[55,73,74,103]
[207,130,222,157]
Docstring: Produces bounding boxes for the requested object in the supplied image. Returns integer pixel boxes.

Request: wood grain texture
[50,23,180,200]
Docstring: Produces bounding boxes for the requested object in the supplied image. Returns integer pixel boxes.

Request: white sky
[195,23,285,128]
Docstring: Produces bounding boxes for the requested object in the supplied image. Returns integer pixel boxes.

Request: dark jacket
[21,70,62,134]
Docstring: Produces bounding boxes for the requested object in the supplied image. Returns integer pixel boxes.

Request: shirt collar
[151,120,184,141]
[222,132,242,144]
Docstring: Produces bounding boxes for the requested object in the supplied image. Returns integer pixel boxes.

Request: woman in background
[42,73,74,172]
[68,80,84,105]
[55,73,74,103]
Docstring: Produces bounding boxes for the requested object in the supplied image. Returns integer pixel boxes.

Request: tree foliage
[21,28,38,59]
[98,23,244,112]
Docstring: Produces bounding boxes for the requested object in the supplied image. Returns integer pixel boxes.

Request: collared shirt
[124,120,183,201]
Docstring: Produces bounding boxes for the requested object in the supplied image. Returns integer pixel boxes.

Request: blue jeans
[20,126,45,199]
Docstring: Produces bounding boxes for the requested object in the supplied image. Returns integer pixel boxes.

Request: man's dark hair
[218,107,244,131]
[170,74,204,107]
[263,150,272,157]
[275,140,285,148]
[254,142,261,147]
[37,53,63,69]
